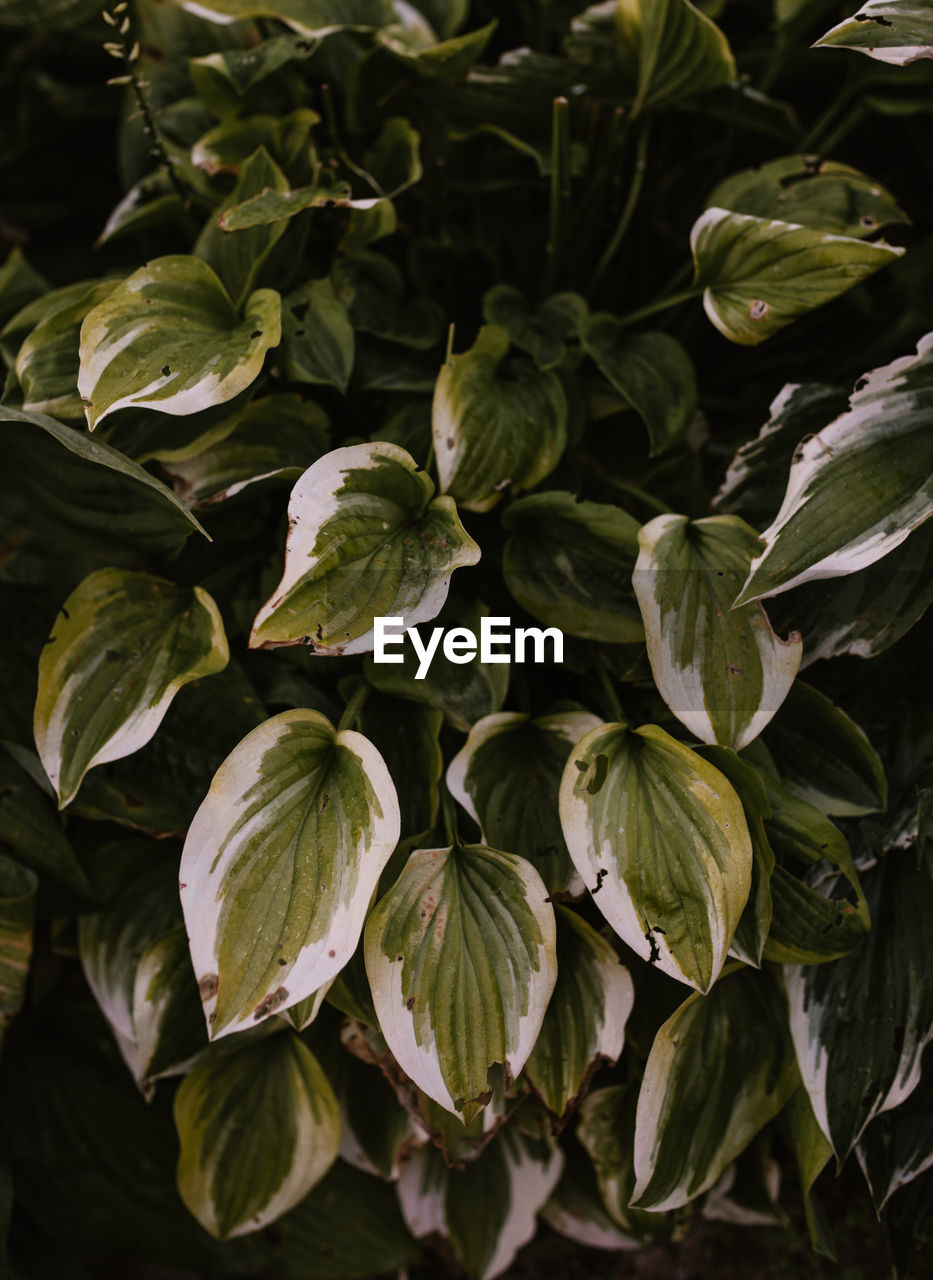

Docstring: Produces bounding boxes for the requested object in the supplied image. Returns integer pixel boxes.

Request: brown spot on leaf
[198,974,219,1002]
[253,986,289,1020]
[748,300,768,321]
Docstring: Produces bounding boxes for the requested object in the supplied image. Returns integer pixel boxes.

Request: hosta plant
[2,0,933,1277]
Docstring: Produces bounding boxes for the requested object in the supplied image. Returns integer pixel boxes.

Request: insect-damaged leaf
[34,569,229,809]
[631,967,798,1212]
[735,333,933,606]
[616,0,736,114]
[364,842,557,1121]
[447,710,602,896]
[785,844,933,1161]
[691,207,903,346]
[174,1031,340,1238]
[502,491,644,645]
[433,325,568,513]
[524,907,633,1121]
[249,442,480,653]
[397,1129,562,1280]
[0,854,37,1048]
[815,2,933,65]
[180,708,400,1039]
[559,722,752,992]
[634,514,801,750]
[77,255,281,429]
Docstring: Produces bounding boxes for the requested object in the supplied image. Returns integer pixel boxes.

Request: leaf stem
[543,96,571,298]
[593,652,625,724]
[614,287,703,329]
[338,680,370,733]
[588,119,651,297]
[440,780,462,850]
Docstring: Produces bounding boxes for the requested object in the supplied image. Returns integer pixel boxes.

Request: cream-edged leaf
[34,569,229,809]
[632,967,798,1211]
[524,907,633,1120]
[616,0,736,113]
[433,325,567,513]
[633,513,801,749]
[447,711,602,896]
[180,708,401,1039]
[692,207,904,346]
[249,442,480,652]
[364,842,557,1121]
[735,333,933,606]
[560,722,752,992]
[171,0,393,38]
[174,1031,340,1238]
[815,2,933,64]
[541,1137,643,1251]
[77,255,281,429]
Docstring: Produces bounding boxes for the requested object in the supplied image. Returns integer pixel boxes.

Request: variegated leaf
[0,854,37,1048]
[77,256,281,429]
[180,708,400,1039]
[785,844,933,1160]
[249,442,480,652]
[12,280,118,420]
[784,1084,836,1258]
[364,842,557,1121]
[447,711,603,896]
[433,325,568,513]
[34,568,229,809]
[174,1031,340,1238]
[692,207,904,346]
[524,907,633,1121]
[815,2,933,65]
[172,0,393,39]
[559,722,752,992]
[541,1137,642,1251]
[858,1054,933,1211]
[632,967,798,1211]
[397,1129,563,1280]
[633,513,802,750]
[617,0,736,113]
[735,333,933,606]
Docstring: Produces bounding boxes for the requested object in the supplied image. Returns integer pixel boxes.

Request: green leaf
[364,842,557,1120]
[334,253,443,350]
[174,1031,340,1238]
[338,1053,418,1180]
[582,316,698,456]
[397,1129,562,1278]
[162,393,330,508]
[0,854,37,1047]
[784,1084,836,1259]
[191,109,318,176]
[11,280,118,420]
[249,442,480,652]
[447,710,602,896]
[482,286,588,372]
[691,207,904,345]
[172,0,393,38]
[576,1084,673,1239]
[194,147,291,305]
[560,722,753,992]
[734,334,933,605]
[0,248,47,329]
[357,688,443,839]
[216,180,373,230]
[77,256,281,429]
[180,708,400,1039]
[364,599,510,732]
[707,155,909,238]
[188,35,317,121]
[0,406,208,557]
[632,967,798,1211]
[616,0,736,113]
[0,746,90,897]
[433,325,568,513]
[541,1134,644,1250]
[524,907,633,1121]
[34,569,229,809]
[502,491,644,645]
[815,2,933,65]
[763,680,887,816]
[633,513,802,749]
[786,844,933,1160]
[97,171,187,246]
[379,19,497,79]
[280,277,355,394]
[858,1050,933,1211]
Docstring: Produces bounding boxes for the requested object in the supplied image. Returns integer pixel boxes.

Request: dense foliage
[1,1,933,1276]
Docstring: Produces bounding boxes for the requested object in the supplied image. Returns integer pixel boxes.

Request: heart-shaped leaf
[559,722,752,992]
[617,0,736,113]
[433,325,568,512]
[447,710,602,896]
[34,569,229,809]
[174,1031,340,1238]
[735,333,933,606]
[691,207,904,345]
[280,277,355,393]
[633,513,802,749]
[364,842,557,1120]
[180,708,400,1039]
[632,967,798,1211]
[249,442,480,652]
[815,2,933,65]
[12,280,118,420]
[78,255,281,429]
